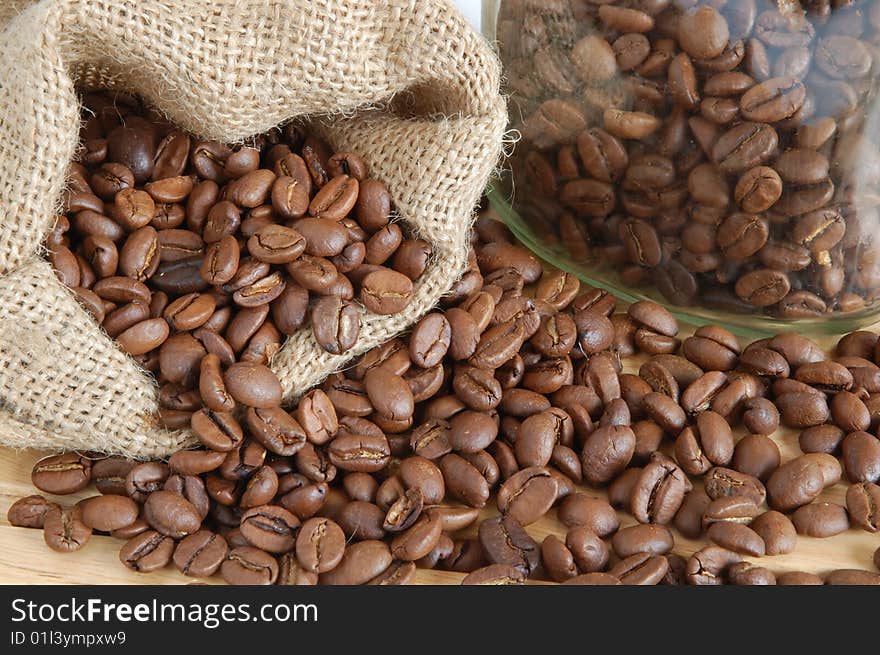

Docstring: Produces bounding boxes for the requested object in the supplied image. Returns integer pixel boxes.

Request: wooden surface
[1,328,879,585]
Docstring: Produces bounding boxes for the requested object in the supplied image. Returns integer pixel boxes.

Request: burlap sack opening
[0,0,507,459]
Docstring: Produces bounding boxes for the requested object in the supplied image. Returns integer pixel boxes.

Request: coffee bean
[631,455,691,524]
[119,530,174,572]
[686,546,742,585]
[795,360,853,392]
[671,484,710,537]
[718,213,769,261]
[469,320,525,370]
[43,506,91,553]
[679,6,729,60]
[611,524,674,558]
[276,552,318,586]
[79,494,139,532]
[741,396,780,434]
[767,456,825,511]
[603,108,660,140]
[841,431,880,483]
[351,178,390,232]
[713,122,778,174]
[110,518,150,541]
[681,375,729,416]
[242,408,305,457]
[7,495,59,529]
[800,424,845,456]
[826,569,880,586]
[440,454,489,508]
[223,363,282,408]
[312,296,360,354]
[792,502,850,538]
[575,314,615,355]
[701,495,758,528]
[320,540,392,585]
[143,490,202,538]
[598,5,653,33]
[562,525,607,574]
[740,346,790,379]
[729,561,776,586]
[628,300,678,337]
[776,571,824,585]
[409,313,451,368]
[306,174,357,220]
[705,466,766,506]
[816,35,872,79]
[556,494,619,537]
[683,328,740,372]
[735,166,782,213]
[238,504,300,553]
[285,391,334,449]
[124,462,169,503]
[451,366,501,413]
[328,431,391,473]
[731,434,780,482]
[608,552,668,585]
[750,510,797,555]
[496,467,557,525]
[541,535,578,582]
[221,546,279,585]
[461,564,525,585]
[420,507,477,536]
[293,517,345,573]
[115,315,168,354]
[479,515,539,576]
[168,448,225,476]
[734,269,791,306]
[639,362,679,402]
[360,268,413,315]
[364,367,413,423]
[514,408,564,467]
[776,391,830,428]
[641,392,686,434]
[846,482,880,533]
[581,425,636,486]
[562,572,621,586]
[235,465,277,509]
[741,77,806,122]
[173,530,228,577]
[674,410,733,475]
[707,522,765,556]
[32,453,91,495]
[576,128,628,183]
[390,511,442,561]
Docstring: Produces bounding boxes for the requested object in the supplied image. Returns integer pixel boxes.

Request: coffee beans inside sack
[0,0,506,458]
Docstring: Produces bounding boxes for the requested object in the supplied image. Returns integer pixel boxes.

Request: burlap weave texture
[0,0,506,458]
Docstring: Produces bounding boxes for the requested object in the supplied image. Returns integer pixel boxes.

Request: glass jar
[485,0,880,336]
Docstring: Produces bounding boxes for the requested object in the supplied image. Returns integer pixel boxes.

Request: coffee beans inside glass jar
[498,0,880,319]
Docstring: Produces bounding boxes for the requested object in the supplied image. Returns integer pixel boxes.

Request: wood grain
[1,324,878,584]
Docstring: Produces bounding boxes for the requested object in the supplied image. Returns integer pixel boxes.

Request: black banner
[1,585,876,650]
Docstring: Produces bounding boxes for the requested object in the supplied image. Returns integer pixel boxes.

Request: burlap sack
[0,0,507,459]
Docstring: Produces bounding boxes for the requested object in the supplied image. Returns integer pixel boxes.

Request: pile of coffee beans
[499,0,880,318]
[9,199,880,583]
[50,91,427,392]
